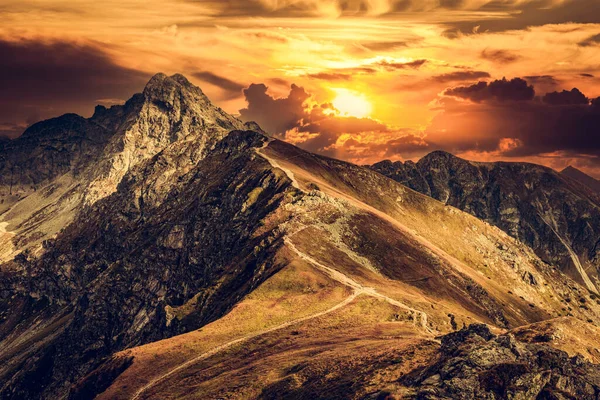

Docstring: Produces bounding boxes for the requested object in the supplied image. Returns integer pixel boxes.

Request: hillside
[372,152,600,295]
[561,165,600,194]
[0,75,599,399]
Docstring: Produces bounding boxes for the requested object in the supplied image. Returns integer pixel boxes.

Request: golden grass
[100,254,351,399]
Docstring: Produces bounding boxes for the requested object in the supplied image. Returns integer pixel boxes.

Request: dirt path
[285,238,431,332]
[131,235,434,399]
[131,282,359,400]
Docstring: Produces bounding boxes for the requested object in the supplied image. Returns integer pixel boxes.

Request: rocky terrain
[372,152,600,294]
[401,324,600,399]
[0,74,599,399]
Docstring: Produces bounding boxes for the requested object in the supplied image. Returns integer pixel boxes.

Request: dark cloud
[579,33,600,47]
[206,0,319,17]
[543,88,589,106]
[425,82,600,163]
[442,0,600,37]
[581,73,595,78]
[444,77,535,102]
[0,37,149,138]
[481,49,522,64]
[432,70,491,82]
[192,71,245,99]
[239,83,310,135]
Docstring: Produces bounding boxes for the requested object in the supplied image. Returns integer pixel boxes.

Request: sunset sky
[1,0,600,174]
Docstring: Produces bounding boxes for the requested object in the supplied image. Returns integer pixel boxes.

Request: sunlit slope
[94,138,600,399]
[259,139,599,328]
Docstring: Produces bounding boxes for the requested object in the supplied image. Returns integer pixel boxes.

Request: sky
[1,0,600,175]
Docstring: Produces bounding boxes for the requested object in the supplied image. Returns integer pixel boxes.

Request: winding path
[131,238,432,399]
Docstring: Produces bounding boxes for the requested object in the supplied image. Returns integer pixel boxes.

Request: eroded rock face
[402,324,600,399]
[0,130,295,399]
[0,73,246,261]
[372,152,600,293]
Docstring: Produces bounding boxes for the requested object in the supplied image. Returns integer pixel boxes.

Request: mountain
[372,152,600,295]
[1,75,600,399]
[561,165,600,193]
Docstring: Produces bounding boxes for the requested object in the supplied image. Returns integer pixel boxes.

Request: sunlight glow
[332,89,372,118]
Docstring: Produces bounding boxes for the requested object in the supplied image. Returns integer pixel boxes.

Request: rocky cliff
[372,152,600,294]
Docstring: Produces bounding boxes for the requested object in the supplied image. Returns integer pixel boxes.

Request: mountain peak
[560,165,600,193]
[143,72,206,100]
[421,150,458,161]
[561,165,578,174]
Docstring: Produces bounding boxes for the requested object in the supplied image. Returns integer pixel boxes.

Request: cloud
[542,88,589,106]
[357,40,408,52]
[239,82,390,156]
[239,83,310,135]
[0,37,150,138]
[438,0,464,9]
[374,58,428,70]
[444,77,535,102]
[432,70,491,82]
[192,71,246,99]
[579,33,600,47]
[424,82,600,164]
[305,72,353,81]
[481,49,522,64]
[442,0,600,37]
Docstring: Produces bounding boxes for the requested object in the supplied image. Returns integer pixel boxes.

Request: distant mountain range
[372,152,600,295]
[1,74,600,399]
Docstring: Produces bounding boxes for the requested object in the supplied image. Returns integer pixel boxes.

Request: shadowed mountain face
[1,75,600,399]
[372,152,600,294]
[561,165,600,194]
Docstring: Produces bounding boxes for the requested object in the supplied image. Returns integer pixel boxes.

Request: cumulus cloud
[238,82,404,159]
[444,77,535,102]
[426,81,600,165]
[239,83,310,135]
[543,88,589,106]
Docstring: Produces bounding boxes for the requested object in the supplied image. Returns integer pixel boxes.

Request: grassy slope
[98,139,600,398]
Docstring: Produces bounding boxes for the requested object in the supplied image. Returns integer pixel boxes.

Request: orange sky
[1,0,600,174]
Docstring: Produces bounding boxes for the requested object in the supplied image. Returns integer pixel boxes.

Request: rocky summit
[1,74,600,400]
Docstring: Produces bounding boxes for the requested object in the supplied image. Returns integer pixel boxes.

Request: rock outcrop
[403,324,600,399]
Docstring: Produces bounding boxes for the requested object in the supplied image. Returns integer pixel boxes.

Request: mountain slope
[561,165,600,194]
[372,152,600,294]
[0,73,246,262]
[92,137,600,399]
[0,75,599,399]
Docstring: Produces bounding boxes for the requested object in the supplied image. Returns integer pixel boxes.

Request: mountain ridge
[372,152,600,294]
[1,74,600,399]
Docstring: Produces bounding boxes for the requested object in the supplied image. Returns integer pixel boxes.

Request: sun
[332,89,372,118]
